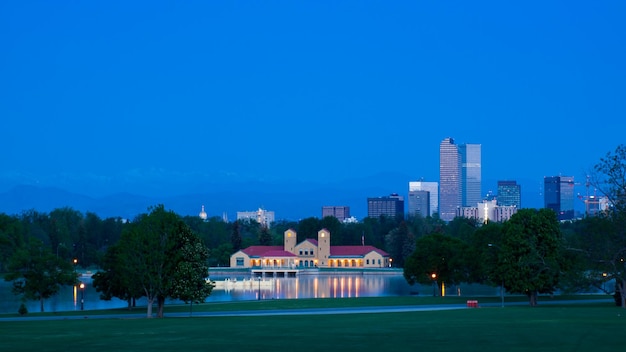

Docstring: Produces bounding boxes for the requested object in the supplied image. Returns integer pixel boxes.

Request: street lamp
[488,244,504,308]
[431,273,437,296]
[79,282,85,311]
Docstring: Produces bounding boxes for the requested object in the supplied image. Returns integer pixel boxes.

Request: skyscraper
[544,176,575,221]
[408,181,438,217]
[439,137,482,221]
[497,180,521,207]
[367,194,404,220]
[459,143,482,207]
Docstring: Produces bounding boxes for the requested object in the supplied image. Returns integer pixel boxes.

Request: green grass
[1,296,624,352]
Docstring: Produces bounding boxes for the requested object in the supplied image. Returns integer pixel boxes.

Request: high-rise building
[367,194,404,220]
[497,180,521,208]
[408,190,430,217]
[544,176,575,221]
[439,138,461,222]
[321,206,350,222]
[459,143,482,207]
[439,137,482,222]
[408,181,438,217]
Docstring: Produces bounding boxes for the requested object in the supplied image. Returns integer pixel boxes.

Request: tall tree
[92,242,143,309]
[498,208,566,306]
[403,233,470,296]
[258,225,273,246]
[111,205,212,318]
[589,144,626,307]
[4,237,77,312]
[231,220,242,252]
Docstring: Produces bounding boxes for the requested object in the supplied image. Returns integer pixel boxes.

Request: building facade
[457,199,518,223]
[497,180,521,208]
[367,194,404,219]
[459,143,482,207]
[321,206,351,222]
[408,181,438,217]
[439,137,461,221]
[230,229,391,269]
[408,190,430,217]
[236,208,275,228]
[544,176,575,221]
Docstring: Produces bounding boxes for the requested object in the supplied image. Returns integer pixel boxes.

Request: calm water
[0,273,499,314]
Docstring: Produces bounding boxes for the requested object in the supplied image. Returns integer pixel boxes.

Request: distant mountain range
[0,175,580,221]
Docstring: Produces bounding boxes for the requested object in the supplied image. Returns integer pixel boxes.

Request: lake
[0,271,500,314]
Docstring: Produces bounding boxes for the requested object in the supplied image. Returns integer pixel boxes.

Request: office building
[497,180,521,208]
[408,190,430,217]
[544,176,575,221]
[322,206,351,222]
[367,194,404,220]
[439,138,461,221]
[409,181,438,217]
[459,143,482,207]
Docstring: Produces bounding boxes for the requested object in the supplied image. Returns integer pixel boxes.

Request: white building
[457,199,517,223]
[237,208,275,228]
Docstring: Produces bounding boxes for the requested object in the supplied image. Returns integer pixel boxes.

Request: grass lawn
[1,297,623,352]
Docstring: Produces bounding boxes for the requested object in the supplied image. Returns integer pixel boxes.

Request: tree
[110,205,212,318]
[258,225,273,246]
[385,221,415,268]
[498,208,566,306]
[92,242,143,309]
[588,144,626,307]
[4,237,77,312]
[403,233,470,296]
[231,220,242,252]
[169,224,214,315]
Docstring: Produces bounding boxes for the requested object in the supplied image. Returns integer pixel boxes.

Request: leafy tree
[210,242,234,267]
[385,221,415,267]
[467,221,504,285]
[4,237,77,312]
[111,205,212,318]
[0,213,24,272]
[588,144,626,307]
[231,220,242,252]
[498,208,566,306]
[258,225,273,246]
[296,217,321,242]
[169,224,214,315]
[92,242,143,309]
[403,233,470,296]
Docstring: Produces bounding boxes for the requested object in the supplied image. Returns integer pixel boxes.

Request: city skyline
[2,2,624,220]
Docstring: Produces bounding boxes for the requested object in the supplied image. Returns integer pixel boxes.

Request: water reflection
[0,273,500,314]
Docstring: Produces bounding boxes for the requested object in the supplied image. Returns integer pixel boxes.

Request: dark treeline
[0,206,445,270]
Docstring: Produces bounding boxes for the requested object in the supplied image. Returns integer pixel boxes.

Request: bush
[18,303,28,316]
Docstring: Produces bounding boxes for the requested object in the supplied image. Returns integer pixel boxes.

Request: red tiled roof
[330,246,389,257]
[241,246,282,257]
[240,244,388,258]
[262,250,297,257]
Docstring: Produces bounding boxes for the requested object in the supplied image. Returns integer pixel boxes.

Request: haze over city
[1,1,625,220]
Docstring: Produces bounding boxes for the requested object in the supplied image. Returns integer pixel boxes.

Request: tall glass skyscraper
[544,176,575,221]
[439,138,482,222]
[439,138,461,222]
[459,143,482,207]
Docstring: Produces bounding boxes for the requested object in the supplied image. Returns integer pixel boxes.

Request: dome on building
[199,205,208,220]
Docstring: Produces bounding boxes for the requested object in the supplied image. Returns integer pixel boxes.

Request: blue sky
[1,1,625,215]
